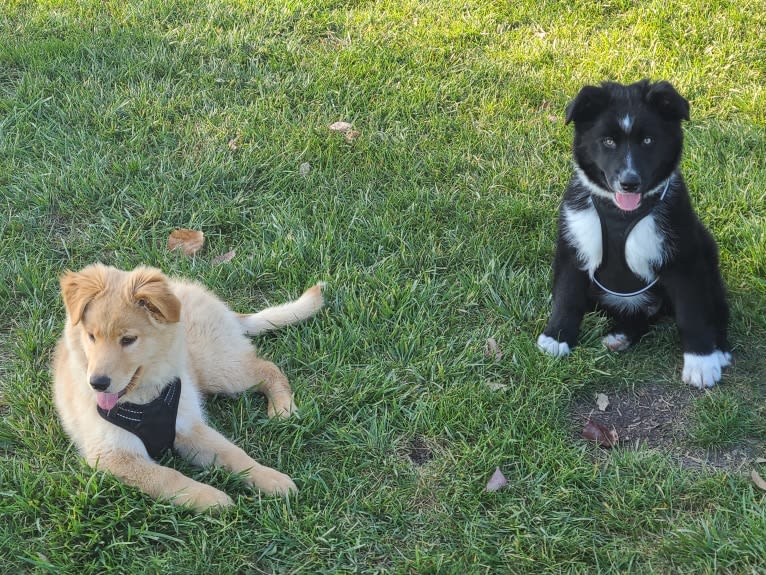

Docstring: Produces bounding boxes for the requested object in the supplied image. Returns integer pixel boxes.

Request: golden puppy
[53,263,323,511]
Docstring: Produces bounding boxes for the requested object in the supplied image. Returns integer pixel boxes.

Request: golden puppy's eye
[88,333,95,342]
[120,336,137,347]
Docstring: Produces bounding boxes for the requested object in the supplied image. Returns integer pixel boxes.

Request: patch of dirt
[571,382,762,471]
[406,435,434,467]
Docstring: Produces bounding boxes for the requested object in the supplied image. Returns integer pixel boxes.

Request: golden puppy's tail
[238,282,325,335]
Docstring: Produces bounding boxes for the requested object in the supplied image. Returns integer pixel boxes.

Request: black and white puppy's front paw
[682,350,732,388]
[537,334,571,357]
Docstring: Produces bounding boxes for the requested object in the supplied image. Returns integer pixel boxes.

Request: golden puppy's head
[60,264,181,409]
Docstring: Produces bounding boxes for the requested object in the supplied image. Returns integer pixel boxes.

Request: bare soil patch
[571,381,762,471]
[406,435,434,467]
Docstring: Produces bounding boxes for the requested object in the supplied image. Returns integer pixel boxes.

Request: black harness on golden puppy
[97,378,181,460]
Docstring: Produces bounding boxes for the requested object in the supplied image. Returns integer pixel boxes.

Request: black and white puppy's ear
[565,85,610,125]
[645,81,690,121]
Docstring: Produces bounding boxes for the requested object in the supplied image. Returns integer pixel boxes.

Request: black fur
[540,80,729,368]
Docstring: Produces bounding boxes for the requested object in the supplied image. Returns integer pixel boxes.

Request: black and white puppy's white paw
[537,334,570,357]
[714,349,732,368]
[602,333,631,352]
[682,350,731,389]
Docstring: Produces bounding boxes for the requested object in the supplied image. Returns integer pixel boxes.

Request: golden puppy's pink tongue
[615,191,641,211]
[97,392,119,410]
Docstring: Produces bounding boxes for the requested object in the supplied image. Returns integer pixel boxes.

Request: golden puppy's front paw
[248,467,298,496]
[267,397,298,419]
[174,484,234,512]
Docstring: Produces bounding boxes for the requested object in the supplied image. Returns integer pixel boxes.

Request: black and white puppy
[537,80,731,388]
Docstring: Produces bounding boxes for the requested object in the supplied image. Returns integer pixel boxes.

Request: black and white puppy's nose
[619,171,641,193]
[89,375,111,391]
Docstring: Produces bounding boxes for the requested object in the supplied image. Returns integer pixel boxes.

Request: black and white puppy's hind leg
[602,312,650,352]
[537,241,592,357]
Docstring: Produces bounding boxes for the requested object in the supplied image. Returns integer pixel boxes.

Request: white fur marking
[537,334,570,357]
[626,150,635,172]
[574,166,612,201]
[715,350,732,368]
[625,215,665,282]
[598,290,655,314]
[567,174,665,314]
[603,333,631,352]
[682,351,729,388]
[620,115,633,133]
[562,203,602,277]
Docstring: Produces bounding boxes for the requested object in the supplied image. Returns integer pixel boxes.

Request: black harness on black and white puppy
[97,378,181,460]
[591,178,671,298]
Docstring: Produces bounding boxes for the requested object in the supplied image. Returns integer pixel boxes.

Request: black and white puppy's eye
[642,136,653,146]
[120,336,137,347]
[602,137,617,149]
[88,333,95,342]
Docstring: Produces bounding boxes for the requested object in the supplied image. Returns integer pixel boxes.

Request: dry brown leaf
[168,229,204,256]
[484,381,508,392]
[485,467,508,492]
[484,337,503,361]
[228,137,239,151]
[344,129,361,143]
[596,393,610,412]
[329,121,353,133]
[582,418,618,448]
[299,162,311,177]
[212,250,236,265]
[752,469,766,491]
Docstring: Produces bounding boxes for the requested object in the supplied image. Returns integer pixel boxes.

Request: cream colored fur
[53,263,324,511]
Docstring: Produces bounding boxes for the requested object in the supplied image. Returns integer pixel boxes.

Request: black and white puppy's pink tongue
[96,391,119,410]
[615,191,641,211]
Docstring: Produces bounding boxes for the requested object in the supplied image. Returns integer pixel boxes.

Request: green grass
[1,0,765,573]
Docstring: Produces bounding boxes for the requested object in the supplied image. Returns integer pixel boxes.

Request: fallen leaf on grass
[212,250,236,265]
[485,467,508,492]
[484,381,508,392]
[752,469,766,491]
[329,121,353,133]
[484,337,503,361]
[596,393,610,412]
[582,418,618,448]
[344,129,361,143]
[228,137,240,151]
[299,162,311,177]
[168,229,204,256]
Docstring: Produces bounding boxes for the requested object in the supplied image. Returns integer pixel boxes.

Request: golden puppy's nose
[89,375,111,391]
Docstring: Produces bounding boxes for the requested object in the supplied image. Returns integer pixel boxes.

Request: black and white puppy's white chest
[561,194,667,314]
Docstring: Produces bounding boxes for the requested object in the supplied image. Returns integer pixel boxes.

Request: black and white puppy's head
[566,80,689,212]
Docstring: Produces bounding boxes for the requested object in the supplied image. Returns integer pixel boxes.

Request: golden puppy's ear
[128,267,181,323]
[59,265,107,325]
